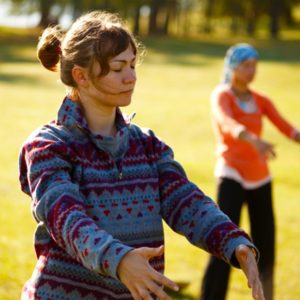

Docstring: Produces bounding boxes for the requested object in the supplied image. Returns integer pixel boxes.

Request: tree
[269,0,281,38]
[8,0,67,27]
[38,0,60,27]
[202,0,215,33]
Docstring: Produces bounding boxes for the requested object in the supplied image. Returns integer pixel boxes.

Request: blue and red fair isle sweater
[19,97,255,300]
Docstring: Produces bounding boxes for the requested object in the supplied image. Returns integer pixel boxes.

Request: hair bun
[37,26,63,72]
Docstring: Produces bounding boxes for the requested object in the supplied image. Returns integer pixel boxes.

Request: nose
[124,68,136,84]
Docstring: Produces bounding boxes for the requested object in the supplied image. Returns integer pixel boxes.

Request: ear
[72,65,89,88]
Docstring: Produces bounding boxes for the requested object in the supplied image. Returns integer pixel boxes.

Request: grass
[1,26,300,299]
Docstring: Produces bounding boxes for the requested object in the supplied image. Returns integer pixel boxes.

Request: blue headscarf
[223,43,259,83]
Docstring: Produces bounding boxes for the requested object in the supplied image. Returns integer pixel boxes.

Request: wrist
[293,131,300,142]
[238,130,257,145]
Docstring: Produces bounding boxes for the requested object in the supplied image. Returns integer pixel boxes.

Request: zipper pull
[118,172,123,180]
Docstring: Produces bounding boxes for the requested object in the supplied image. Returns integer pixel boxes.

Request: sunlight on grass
[1,29,300,300]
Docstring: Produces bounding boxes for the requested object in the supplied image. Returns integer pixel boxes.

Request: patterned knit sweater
[19,97,254,300]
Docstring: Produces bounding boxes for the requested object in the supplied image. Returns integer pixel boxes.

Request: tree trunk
[38,0,53,27]
[163,9,170,35]
[148,0,160,35]
[163,0,176,35]
[72,0,84,20]
[283,4,294,26]
[230,17,239,35]
[246,17,256,36]
[133,5,141,35]
[269,0,280,38]
[245,1,257,36]
[203,0,215,33]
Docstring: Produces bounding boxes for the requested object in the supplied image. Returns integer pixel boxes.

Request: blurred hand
[294,131,300,143]
[117,246,179,300]
[239,131,276,159]
[235,245,265,300]
[252,137,276,159]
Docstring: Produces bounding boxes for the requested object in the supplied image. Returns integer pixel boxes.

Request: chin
[118,98,132,107]
[248,75,255,82]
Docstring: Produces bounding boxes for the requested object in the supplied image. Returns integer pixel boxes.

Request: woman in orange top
[200,43,300,300]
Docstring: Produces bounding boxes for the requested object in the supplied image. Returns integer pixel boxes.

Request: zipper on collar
[115,160,123,180]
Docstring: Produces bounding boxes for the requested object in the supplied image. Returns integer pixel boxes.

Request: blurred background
[1,0,300,299]
[0,0,300,38]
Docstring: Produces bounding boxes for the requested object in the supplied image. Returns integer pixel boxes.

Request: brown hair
[37,11,141,89]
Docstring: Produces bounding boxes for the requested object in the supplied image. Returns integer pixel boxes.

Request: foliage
[3,0,300,37]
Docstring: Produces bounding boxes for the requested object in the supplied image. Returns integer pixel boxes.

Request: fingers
[252,137,276,159]
[249,274,265,300]
[139,245,164,259]
[252,279,265,300]
[118,246,179,300]
[145,281,173,300]
[294,131,300,143]
[151,269,179,292]
[265,144,276,159]
[235,245,265,300]
[128,287,141,300]
[262,141,276,159]
[129,269,177,300]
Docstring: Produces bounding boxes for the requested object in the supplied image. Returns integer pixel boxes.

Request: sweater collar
[57,96,134,158]
[57,96,132,131]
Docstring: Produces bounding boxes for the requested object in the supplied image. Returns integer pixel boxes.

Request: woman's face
[232,58,257,85]
[81,45,137,108]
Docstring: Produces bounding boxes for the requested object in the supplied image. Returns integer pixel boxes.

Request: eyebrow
[111,57,136,63]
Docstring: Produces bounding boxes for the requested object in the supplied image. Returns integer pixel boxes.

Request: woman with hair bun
[200,43,300,300]
[19,13,264,300]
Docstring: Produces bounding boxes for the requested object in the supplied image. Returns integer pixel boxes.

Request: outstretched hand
[251,137,276,160]
[235,245,265,300]
[117,245,179,300]
[239,130,276,159]
[294,131,300,143]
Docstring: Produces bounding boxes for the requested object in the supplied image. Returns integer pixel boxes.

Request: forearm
[34,185,133,278]
[161,179,255,263]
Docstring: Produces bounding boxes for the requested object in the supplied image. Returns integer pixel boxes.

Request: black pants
[200,178,275,300]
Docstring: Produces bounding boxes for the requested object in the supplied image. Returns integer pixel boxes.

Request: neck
[231,86,249,96]
[231,82,249,94]
[230,81,252,102]
[80,98,117,137]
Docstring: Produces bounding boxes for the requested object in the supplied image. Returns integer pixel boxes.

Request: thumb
[139,245,165,260]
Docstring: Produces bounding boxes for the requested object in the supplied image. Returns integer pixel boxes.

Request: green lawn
[1,28,300,299]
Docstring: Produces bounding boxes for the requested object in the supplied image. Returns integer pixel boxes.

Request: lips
[120,89,134,95]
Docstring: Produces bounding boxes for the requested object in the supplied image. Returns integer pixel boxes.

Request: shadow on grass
[2,26,300,67]
[1,27,300,72]
[0,45,37,64]
[0,27,38,63]
[0,73,39,84]
[164,281,196,300]
[165,288,196,300]
[142,36,300,66]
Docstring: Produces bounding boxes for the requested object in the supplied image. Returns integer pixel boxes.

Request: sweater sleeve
[262,97,298,139]
[211,88,246,138]
[153,135,256,265]
[19,128,133,279]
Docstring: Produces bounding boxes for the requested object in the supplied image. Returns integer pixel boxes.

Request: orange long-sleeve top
[211,84,297,183]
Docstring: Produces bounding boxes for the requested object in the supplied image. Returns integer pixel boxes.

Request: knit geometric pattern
[19,97,254,300]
